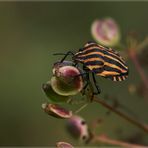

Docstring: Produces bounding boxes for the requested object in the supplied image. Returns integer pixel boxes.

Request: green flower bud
[51,65,83,96]
[91,18,120,47]
[42,81,69,103]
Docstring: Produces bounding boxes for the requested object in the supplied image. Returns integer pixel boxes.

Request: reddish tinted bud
[91,18,120,47]
[42,103,72,119]
[51,63,83,96]
[66,115,90,142]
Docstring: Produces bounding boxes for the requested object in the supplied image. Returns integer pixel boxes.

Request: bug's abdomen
[98,50,129,81]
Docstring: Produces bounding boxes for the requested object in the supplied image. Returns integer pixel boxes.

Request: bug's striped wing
[99,47,128,81]
[74,42,105,74]
[74,42,128,81]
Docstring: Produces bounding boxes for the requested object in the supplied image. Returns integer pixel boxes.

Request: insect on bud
[51,63,84,96]
[42,103,72,119]
[42,81,69,103]
[66,115,90,142]
[91,18,120,47]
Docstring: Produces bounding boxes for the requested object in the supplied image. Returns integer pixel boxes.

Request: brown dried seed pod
[42,103,72,119]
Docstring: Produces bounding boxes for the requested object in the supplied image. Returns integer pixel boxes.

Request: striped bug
[54,41,129,97]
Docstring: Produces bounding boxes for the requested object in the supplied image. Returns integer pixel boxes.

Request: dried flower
[42,103,72,119]
[56,141,74,148]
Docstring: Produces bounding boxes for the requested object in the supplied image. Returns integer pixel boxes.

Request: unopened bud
[91,18,120,47]
[66,115,90,142]
[51,64,83,96]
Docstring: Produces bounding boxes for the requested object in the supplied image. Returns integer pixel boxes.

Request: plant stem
[92,134,147,148]
[93,97,148,133]
[129,49,148,90]
[137,37,148,53]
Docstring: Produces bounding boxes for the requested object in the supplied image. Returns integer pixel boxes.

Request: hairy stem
[129,49,148,90]
[92,134,147,148]
[93,97,148,133]
[137,37,148,53]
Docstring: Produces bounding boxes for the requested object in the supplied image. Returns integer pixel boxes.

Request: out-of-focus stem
[137,37,148,53]
[93,97,148,133]
[129,49,148,90]
[92,134,148,148]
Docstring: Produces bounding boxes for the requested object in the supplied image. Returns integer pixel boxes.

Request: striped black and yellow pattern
[74,41,128,81]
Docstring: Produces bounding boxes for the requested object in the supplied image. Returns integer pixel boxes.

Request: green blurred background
[0,2,148,146]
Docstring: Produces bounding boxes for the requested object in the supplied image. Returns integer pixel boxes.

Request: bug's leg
[81,82,89,95]
[88,72,101,102]
[53,51,74,63]
[73,62,78,67]
[81,65,93,99]
[92,72,101,95]
[81,72,90,96]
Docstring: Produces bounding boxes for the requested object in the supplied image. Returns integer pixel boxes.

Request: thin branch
[92,134,148,148]
[137,37,148,53]
[93,97,148,133]
[128,49,148,91]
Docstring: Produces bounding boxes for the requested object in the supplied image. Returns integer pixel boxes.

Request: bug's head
[78,48,84,52]
[53,61,74,72]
